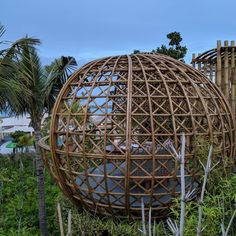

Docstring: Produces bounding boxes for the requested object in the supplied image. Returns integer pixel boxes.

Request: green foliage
[10,131,34,152]
[0,155,61,235]
[133,49,141,54]
[152,32,187,60]
[17,134,34,148]
[43,56,77,112]
[10,130,26,143]
[1,31,78,234]
[41,116,51,137]
[0,23,40,113]
[167,137,236,235]
[1,140,235,235]
[170,172,236,235]
[57,195,168,236]
[194,136,233,188]
[0,153,168,235]
[133,31,187,61]
[72,211,142,235]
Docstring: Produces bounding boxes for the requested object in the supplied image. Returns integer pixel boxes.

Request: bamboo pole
[231,41,236,115]
[204,62,207,76]
[224,41,229,100]
[229,43,233,94]
[209,63,213,81]
[198,53,201,72]
[216,40,222,88]
[192,53,196,68]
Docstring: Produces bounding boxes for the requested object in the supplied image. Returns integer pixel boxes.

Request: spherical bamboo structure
[39,53,235,219]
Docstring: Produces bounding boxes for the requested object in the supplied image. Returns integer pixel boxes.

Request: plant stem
[67,209,72,236]
[141,198,147,235]
[179,133,186,236]
[148,207,152,236]
[57,203,64,236]
[224,208,236,236]
[196,145,213,236]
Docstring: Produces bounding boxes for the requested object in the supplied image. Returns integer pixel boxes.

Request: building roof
[2,126,34,133]
[0,115,31,127]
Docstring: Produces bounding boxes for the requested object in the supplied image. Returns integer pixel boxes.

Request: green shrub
[170,173,236,235]
[0,155,61,235]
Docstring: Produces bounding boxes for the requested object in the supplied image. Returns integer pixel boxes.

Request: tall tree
[0,27,77,235]
[133,31,187,61]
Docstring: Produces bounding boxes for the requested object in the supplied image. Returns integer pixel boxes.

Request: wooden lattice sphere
[39,53,235,219]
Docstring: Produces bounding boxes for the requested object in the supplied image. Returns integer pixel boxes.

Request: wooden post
[231,41,236,115]
[224,40,229,100]
[216,40,222,88]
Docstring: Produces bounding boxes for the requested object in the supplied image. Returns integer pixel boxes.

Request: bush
[170,173,236,235]
[0,155,61,235]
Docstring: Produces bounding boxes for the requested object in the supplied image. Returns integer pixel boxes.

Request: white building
[0,115,34,140]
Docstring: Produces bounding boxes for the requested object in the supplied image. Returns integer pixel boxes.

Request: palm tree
[17,48,76,236]
[0,26,77,235]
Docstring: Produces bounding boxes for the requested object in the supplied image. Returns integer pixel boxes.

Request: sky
[1,0,236,66]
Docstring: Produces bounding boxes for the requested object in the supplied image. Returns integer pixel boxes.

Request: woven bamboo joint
[39,53,235,219]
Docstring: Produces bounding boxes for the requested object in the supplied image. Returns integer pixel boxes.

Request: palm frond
[43,56,77,111]
[15,45,45,119]
[0,40,44,118]
[0,37,40,66]
[0,23,6,39]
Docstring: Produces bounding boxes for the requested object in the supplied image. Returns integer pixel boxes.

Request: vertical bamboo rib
[125,55,132,213]
[231,41,236,115]
[216,40,222,88]
[224,41,229,99]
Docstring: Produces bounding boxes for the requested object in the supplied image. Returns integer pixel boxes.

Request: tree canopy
[133,31,187,61]
[0,24,40,113]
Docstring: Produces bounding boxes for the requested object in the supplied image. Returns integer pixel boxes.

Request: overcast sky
[1,0,236,66]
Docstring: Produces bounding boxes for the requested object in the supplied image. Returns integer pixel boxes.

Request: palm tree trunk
[34,129,48,236]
